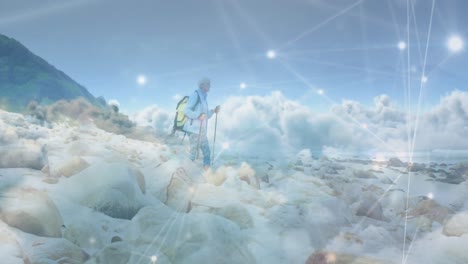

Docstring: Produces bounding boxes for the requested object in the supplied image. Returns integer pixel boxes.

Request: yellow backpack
[171,93,200,135]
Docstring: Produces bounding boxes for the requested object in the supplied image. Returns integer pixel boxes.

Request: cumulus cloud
[413,90,468,150]
[212,90,468,158]
[107,99,120,108]
[213,91,370,158]
[131,105,172,135]
[107,99,120,113]
[131,90,468,159]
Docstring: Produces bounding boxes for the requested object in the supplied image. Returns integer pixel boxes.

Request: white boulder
[443,211,468,237]
[0,142,46,170]
[58,162,148,219]
[0,223,29,264]
[0,188,63,237]
[20,236,89,264]
[129,205,255,264]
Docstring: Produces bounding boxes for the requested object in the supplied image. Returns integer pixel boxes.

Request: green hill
[0,34,105,113]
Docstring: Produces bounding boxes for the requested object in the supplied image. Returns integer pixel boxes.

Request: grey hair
[198,78,211,88]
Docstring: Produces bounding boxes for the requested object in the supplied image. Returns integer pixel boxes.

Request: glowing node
[89,237,96,245]
[150,255,158,263]
[421,76,428,83]
[137,75,147,86]
[240,82,247,90]
[317,89,324,95]
[361,123,368,129]
[188,186,195,193]
[374,153,386,162]
[427,192,434,200]
[398,41,407,50]
[326,253,337,262]
[173,94,182,101]
[447,35,463,52]
[266,50,276,59]
[222,142,230,150]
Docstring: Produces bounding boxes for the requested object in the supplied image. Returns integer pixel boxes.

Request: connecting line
[278,0,364,51]
[358,3,372,91]
[212,148,226,166]
[426,55,452,77]
[174,207,189,250]
[134,210,180,264]
[279,57,403,155]
[351,171,407,233]
[154,210,185,257]
[410,0,436,159]
[286,56,405,77]
[172,186,197,257]
[402,167,413,264]
[403,225,422,264]
[282,45,399,55]
[227,0,272,46]
[386,0,401,39]
[134,188,193,264]
[403,3,436,262]
[281,44,402,58]
[406,0,412,164]
[214,0,258,84]
[410,0,424,67]
[402,0,412,262]
[0,0,93,26]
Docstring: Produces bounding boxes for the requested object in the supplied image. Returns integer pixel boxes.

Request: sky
[1,0,467,113]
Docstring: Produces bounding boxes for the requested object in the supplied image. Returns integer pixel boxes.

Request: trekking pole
[196,118,203,160]
[212,112,218,164]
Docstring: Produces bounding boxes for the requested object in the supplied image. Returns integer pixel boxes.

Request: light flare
[398,41,407,50]
[222,142,230,150]
[427,192,434,200]
[374,153,386,162]
[421,75,428,83]
[326,253,337,262]
[188,186,195,194]
[447,35,464,52]
[266,50,276,59]
[137,75,147,86]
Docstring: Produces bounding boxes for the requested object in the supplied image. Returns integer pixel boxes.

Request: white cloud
[107,99,120,108]
[132,90,468,159]
[413,90,468,150]
[213,91,362,158]
[131,105,172,134]
[213,90,468,158]
[173,94,183,101]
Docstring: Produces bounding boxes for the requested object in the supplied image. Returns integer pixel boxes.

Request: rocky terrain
[1,109,468,264]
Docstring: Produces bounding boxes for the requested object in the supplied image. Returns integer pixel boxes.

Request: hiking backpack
[171,92,200,135]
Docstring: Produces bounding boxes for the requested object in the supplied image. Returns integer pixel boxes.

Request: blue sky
[1,0,467,113]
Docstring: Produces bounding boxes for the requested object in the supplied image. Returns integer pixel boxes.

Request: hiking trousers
[188,132,211,167]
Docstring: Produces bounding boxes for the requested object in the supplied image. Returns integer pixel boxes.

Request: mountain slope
[0,34,104,112]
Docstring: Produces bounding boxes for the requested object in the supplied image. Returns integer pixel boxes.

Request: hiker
[183,78,220,170]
